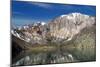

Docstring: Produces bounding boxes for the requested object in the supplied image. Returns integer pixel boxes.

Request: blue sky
[12,1,96,26]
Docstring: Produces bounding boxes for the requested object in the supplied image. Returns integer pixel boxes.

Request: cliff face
[47,13,96,42]
[11,13,96,45]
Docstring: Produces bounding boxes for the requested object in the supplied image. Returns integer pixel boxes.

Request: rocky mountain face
[47,13,95,42]
[11,22,47,44]
[11,13,96,45]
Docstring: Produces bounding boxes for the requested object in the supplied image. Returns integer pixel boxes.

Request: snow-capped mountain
[41,22,46,25]
[48,13,96,42]
[11,13,96,44]
[11,21,47,44]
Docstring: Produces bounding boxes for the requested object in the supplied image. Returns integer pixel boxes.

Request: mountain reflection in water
[13,45,95,66]
[14,51,76,66]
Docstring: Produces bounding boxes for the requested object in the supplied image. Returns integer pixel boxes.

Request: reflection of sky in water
[12,1,96,26]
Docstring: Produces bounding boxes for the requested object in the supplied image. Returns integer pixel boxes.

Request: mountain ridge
[11,12,96,45]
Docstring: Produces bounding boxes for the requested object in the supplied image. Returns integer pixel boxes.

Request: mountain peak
[60,12,89,18]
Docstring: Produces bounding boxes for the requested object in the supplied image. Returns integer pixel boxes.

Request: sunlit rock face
[11,22,47,44]
[48,13,95,42]
[11,13,96,44]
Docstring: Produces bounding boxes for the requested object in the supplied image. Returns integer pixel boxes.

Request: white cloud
[31,2,52,8]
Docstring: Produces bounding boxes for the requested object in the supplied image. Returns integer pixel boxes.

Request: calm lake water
[13,46,96,66]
